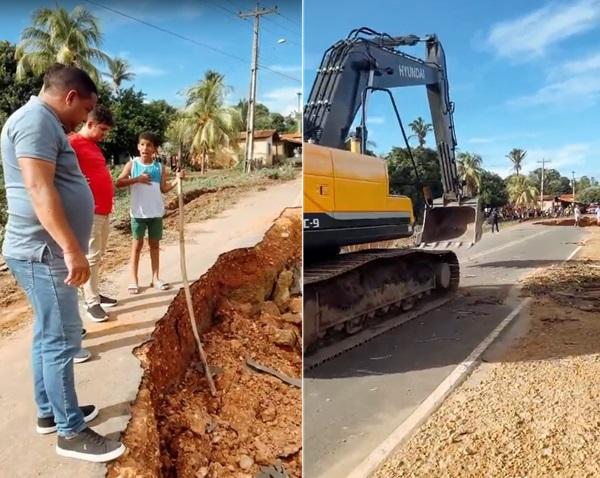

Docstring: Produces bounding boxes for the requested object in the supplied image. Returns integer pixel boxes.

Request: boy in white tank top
[115,132,183,294]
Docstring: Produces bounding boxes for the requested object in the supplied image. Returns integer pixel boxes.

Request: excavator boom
[305,27,482,246]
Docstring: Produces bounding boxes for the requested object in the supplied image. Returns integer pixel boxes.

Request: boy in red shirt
[69,105,117,322]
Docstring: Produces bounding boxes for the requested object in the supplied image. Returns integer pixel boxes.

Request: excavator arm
[304,28,482,246]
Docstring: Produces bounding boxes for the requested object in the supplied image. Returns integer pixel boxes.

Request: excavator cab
[418,197,483,247]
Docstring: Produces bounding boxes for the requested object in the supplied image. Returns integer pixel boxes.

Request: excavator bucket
[417,197,482,248]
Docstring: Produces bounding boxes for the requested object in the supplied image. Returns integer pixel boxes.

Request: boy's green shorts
[131,217,163,240]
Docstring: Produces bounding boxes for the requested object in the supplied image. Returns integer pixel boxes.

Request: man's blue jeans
[5,248,86,437]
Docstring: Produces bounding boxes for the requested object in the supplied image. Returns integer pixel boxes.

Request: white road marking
[565,245,583,262]
[462,228,551,264]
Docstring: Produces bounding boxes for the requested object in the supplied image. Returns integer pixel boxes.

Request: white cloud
[131,64,167,76]
[487,166,515,178]
[260,87,302,115]
[482,143,592,178]
[510,49,600,107]
[487,0,600,59]
[509,74,600,107]
[524,143,591,171]
[561,52,600,75]
[466,132,542,144]
[267,64,302,74]
[367,116,385,125]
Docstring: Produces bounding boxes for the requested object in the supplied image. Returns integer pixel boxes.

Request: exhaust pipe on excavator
[417,196,483,248]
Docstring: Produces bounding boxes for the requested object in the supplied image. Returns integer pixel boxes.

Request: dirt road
[0,178,301,478]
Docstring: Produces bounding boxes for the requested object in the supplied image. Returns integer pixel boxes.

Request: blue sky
[1,0,301,114]
[304,0,600,180]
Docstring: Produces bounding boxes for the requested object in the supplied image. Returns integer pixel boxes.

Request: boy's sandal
[151,280,170,291]
[128,284,140,295]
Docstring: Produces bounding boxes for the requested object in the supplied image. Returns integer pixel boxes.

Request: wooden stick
[177,176,217,396]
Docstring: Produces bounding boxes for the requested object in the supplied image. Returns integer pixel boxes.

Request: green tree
[507,175,538,206]
[185,70,241,173]
[15,6,109,83]
[282,113,299,133]
[0,41,43,129]
[506,148,527,177]
[386,146,442,221]
[408,116,432,147]
[165,113,194,167]
[456,152,483,196]
[479,170,508,208]
[102,88,176,162]
[579,186,600,204]
[578,176,592,191]
[270,112,298,133]
[104,57,135,94]
[270,112,286,132]
[235,100,271,131]
[0,41,44,233]
[527,168,572,197]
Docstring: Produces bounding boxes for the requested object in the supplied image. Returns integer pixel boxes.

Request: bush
[261,164,297,180]
[579,186,600,204]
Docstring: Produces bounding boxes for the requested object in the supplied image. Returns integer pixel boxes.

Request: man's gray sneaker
[81,328,87,338]
[99,295,118,308]
[37,405,98,434]
[74,348,91,364]
[86,304,108,322]
[56,427,126,463]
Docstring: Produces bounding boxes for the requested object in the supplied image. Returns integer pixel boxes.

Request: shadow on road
[304,279,600,380]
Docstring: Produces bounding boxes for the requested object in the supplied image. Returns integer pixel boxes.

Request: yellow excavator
[304,28,483,352]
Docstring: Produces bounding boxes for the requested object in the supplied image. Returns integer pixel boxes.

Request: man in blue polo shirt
[0,64,125,463]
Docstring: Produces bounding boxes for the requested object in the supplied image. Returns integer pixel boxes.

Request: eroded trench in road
[107,209,302,478]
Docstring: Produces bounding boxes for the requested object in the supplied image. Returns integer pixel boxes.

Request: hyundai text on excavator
[303,28,483,352]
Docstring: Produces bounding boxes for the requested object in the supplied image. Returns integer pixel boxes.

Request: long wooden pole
[178,175,217,396]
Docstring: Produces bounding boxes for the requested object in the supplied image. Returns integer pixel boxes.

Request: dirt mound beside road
[107,208,302,478]
[535,216,598,227]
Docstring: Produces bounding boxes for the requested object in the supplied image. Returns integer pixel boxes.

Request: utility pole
[536,158,551,210]
[240,2,277,173]
[572,171,576,202]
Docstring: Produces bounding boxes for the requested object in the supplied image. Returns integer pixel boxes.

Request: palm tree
[165,114,194,168]
[506,148,527,177]
[104,57,134,94]
[507,175,538,207]
[457,152,483,196]
[185,70,242,174]
[408,117,433,147]
[15,6,109,83]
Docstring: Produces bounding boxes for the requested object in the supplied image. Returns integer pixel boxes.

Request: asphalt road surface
[303,222,584,478]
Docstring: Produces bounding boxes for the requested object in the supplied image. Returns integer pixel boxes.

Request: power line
[264,15,299,35]
[222,0,300,44]
[206,0,246,21]
[206,0,300,47]
[83,0,300,83]
[276,10,301,28]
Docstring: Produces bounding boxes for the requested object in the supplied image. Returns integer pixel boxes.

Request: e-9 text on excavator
[303,28,483,353]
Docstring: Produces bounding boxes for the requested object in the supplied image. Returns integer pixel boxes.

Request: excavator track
[304,248,459,369]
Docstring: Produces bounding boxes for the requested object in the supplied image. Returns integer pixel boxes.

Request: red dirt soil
[535,216,599,227]
[107,208,302,478]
